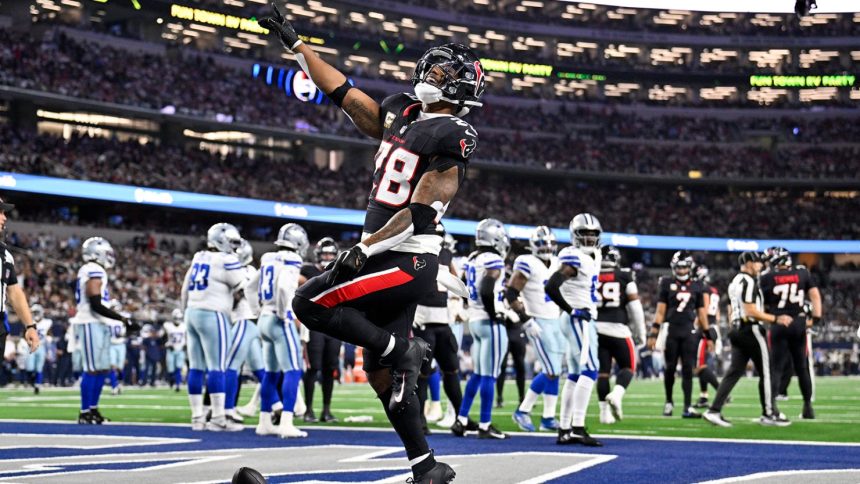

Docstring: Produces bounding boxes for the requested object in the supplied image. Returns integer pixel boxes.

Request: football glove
[705,327,718,342]
[123,317,142,335]
[571,308,592,321]
[523,318,542,339]
[325,246,368,285]
[258,2,303,51]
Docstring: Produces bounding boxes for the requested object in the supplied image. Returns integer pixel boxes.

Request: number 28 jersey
[364,93,478,254]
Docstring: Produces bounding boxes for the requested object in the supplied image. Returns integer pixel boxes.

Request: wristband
[705,327,718,341]
[651,322,661,332]
[25,324,37,332]
[812,316,821,326]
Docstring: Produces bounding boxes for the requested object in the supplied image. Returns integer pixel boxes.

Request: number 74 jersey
[363,93,478,252]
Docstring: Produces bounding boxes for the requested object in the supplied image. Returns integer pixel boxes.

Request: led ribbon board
[1,172,857,253]
[750,75,856,88]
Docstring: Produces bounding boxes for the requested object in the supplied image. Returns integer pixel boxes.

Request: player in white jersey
[256,224,308,438]
[181,223,248,432]
[545,213,604,446]
[164,309,187,392]
[71,237,135,425]
[224,239,266,424]
[508,226,564,432]
[454,218,510,440]
[25,304,53,394]
[103,300,127,396]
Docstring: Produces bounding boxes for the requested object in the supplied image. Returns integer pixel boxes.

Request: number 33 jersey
[183,250,248,316]
[364,93,478,254]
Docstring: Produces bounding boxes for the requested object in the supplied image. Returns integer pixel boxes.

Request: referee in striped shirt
[0,197,40,357]
[702,251,792,428]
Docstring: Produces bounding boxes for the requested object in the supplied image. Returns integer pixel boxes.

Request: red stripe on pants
[626,337,636,373]
[315,269,414,308]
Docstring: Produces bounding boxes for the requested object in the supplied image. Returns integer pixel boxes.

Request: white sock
[189,394,204,419]
[599,401,609,414]
[612,385,627,398]
[572,376,595,427]
[381,335,396,357]
[542,394,558,419]
[210,392,226,419]
[518,389,539,414]
[559,378,576,430]
[258,411,272,425]
[279,411,294,427]
[248,384,261,407]
[478,421,490,431]
[457,415,468,425]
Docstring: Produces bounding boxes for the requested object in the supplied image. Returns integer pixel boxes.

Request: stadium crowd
[3,127,859,239]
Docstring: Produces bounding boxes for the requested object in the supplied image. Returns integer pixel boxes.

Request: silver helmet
[82,237,116,269]
[236,239,254,266]
[601,245,621,269]
[32,304,44,322]
[207,223,242,253]
[475,218,510,257]
[171,308,184,322]
[529,226,557,261]
[275,223,309,256]
[437,224,458,254]
[570,213,602,256]
[694,263,711,284]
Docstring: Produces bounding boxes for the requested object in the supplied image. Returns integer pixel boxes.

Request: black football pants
[769,316,814,405]
[710,324,775,417]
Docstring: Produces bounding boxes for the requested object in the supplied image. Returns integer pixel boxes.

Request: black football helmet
[694,263,710,284]
[670,250,694,281]
[765,246,792,268]
[314,237,338,264]
[601,245,621,269]
[412,43,486,115]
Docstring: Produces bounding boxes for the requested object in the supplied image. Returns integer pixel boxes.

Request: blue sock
[35,372,44,385]
[261,371,280,412]
[282,370,302,412]
[530,372,549,395]
[91,373,105,408]
[80,373,93,411]
[253,369,266,383]
[459,373,481,418]
[545,376,559,396]
[109,370,118,389]
[568,373,580,383]
[174,369,183,387]
[479,375,496,424]
[428,369,441,402]
[187,369,204,394]
[224,369,239,410]
[206,370,225,394]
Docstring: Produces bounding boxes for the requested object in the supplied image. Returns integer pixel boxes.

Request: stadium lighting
[562,0,859,13]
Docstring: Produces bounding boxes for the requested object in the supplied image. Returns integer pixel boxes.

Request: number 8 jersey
[364,93,478,255]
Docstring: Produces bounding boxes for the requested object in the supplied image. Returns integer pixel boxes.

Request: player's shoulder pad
[82,261,106,276]
[620,267,636,282]
[558,246,583,267]
[282,251,304,266]
[512,254,533,275]
[381,92,419,114]
[478,251,503,266]
[436,116,479,160]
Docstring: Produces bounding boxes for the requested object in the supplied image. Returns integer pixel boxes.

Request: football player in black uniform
[413,225,465,435]
[759,247,822,419]
[647,251,716,418]
[692,264,722,409]
[258,5,484,482]
[595,246,645,425]
[299,238,342,423]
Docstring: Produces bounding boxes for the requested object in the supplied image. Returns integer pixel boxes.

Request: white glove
[503,308,520,324]
[413,320,426,332]
[523,318,542,339]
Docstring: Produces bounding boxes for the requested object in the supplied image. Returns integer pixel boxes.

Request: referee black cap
[738,251,763,267]
[0,197,14,212]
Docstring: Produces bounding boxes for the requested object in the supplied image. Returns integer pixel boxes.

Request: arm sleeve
[479,275,498,318]
[545,271,573,314]
[88,295,125,321]
[658,279,669,303]
[626,299,646,344]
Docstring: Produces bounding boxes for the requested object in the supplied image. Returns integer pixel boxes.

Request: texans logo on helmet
[460,138,477,158]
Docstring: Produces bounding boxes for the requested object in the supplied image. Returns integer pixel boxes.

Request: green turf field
[2,377,858,442]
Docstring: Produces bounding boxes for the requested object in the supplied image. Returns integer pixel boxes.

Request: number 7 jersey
[364,93,478,254]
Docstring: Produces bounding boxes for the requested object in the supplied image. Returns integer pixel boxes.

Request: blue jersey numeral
[466,265,478,301]
[260,265,275,301]
[590,275,598,303]
[188,263,210,291]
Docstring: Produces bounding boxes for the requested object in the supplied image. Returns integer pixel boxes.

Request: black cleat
[389,338,430,414]
[478,424,507,440]
[693,397,709,409]
[801,402,815,420]
[569,427,603,447]
[320,411,338,423]
[34,386,40,395]
[271,409,282,426]
[450,418,479,437]
[90,408,109,424]
[556,428,576,445]
[303,410,319,423]
[78,411,94,425]
[407,461,455,484]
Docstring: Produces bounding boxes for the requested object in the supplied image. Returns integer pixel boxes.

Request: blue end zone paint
[0,422,858,483]
[269,470,405,483]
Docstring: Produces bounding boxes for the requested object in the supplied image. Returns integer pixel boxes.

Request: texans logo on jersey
[460,138,477,158]
[413,256,427,271]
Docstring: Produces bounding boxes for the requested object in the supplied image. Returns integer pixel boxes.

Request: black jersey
[417,248,453,308]
[759,265,818,316]
[596,267,635,324]
[363,93,478,236]
[705,285,719,326]
[300,263,323,281]
[658,277,705,331]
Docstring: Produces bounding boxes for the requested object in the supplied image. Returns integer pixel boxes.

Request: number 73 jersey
[364,93,478,251]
